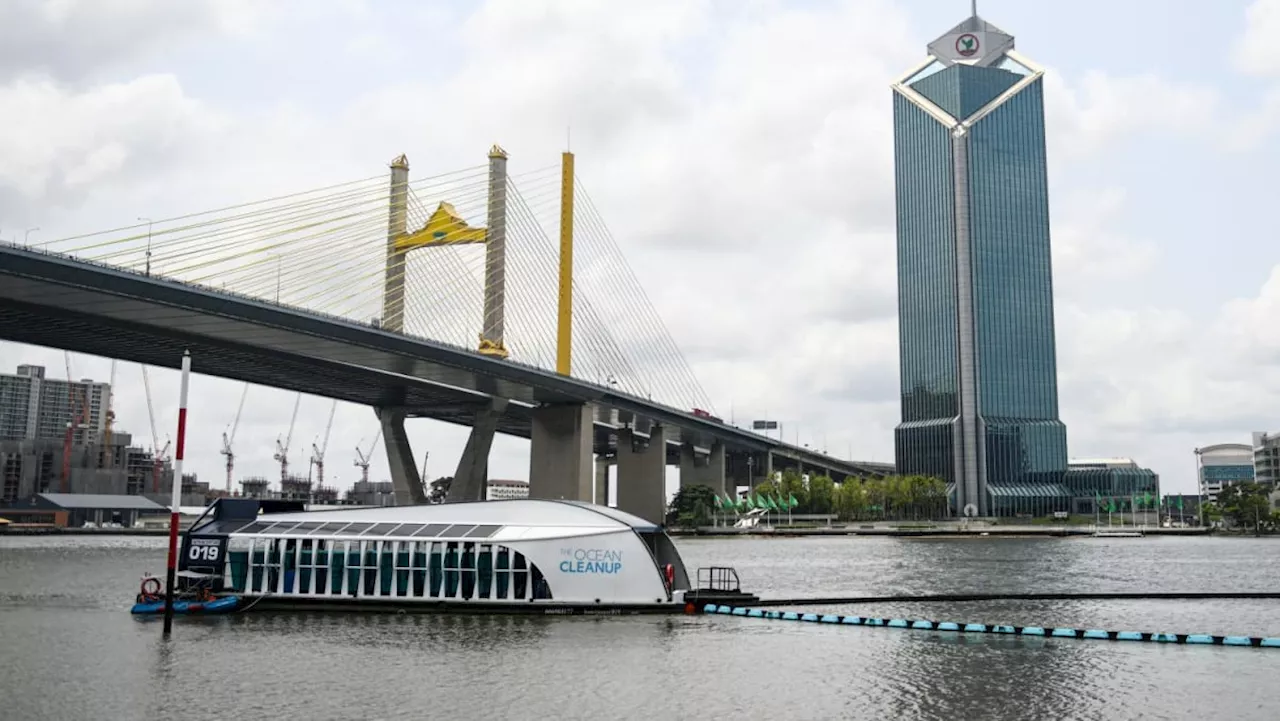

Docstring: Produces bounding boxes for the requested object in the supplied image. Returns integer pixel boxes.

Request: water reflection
[4,535,1280,720]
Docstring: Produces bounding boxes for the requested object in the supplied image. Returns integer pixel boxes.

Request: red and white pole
[162,350,192,636]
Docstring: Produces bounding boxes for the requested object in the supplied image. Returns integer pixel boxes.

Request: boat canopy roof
[195,499,663,541]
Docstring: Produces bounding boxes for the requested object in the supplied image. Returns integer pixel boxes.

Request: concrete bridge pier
[374,407,427,505]
[528,403,594,501]
[446,397,509,503]
[725,449,764,491]
[679,441,725,495]
[595,457,614,506]
[615,425,668,526]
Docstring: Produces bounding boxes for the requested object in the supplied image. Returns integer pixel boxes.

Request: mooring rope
[702,604,1280,648]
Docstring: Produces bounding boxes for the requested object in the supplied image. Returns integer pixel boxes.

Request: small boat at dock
[131,594,240,616]
[129,574,240,615]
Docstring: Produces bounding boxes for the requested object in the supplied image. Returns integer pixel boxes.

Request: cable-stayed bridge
[0,147,890,524]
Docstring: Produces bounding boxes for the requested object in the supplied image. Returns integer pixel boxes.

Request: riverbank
[0,527,171,536]
[0,524,1221,539]
[669,524,1215,538]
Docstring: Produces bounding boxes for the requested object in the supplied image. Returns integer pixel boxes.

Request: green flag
[1107,498,1116,513]
[744,495,755,510]
[767,496,779,511]
[1176,496,1184,510]
[1144,491,1152,508]
[1095,491,1103,509]
[788,493,799,509]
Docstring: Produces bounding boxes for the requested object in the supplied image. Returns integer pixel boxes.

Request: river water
[2,534,1278,720]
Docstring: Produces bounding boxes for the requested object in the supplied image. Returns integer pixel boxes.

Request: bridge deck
[0,244,892,477]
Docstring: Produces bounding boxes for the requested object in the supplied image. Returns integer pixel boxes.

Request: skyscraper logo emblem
[955,33,980,57]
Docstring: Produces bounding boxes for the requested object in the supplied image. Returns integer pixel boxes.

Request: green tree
[808,474,836,514]
[1200,501,1223,524]
[666,484,718,527]
[836,477,869,521]
[779,469,808,511]
[1218,483,1271,531]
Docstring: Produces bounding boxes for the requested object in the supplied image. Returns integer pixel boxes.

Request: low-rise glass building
[1064,458,1160,514]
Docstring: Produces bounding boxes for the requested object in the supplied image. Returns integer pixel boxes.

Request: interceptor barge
[158,498,751,615]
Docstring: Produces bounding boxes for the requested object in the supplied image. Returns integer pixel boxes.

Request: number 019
[188,544,220,562]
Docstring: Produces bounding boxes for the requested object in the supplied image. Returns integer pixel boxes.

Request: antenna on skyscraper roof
[971,0,978,17]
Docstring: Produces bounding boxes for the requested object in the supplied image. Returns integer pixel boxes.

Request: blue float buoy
[703,605,1275,650]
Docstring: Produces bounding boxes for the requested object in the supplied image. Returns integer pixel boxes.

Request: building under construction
[0,364,110,443]
[0,432,216,507]
[0,363,217,506]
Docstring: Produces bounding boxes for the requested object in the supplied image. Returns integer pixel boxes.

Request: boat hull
[225,596,687,616]
[130,595,240,616]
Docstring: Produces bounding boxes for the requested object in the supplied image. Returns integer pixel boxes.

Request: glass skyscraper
[891,13,1068,517]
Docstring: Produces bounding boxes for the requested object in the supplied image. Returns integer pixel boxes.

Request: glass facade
[911,64,1022,125]
[894,56,1068,516]
[1200,464,1254,483]
[893,89,961,483]
[1063,465,1160,515]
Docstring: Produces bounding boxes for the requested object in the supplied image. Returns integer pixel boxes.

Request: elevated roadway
[0,243,893,498]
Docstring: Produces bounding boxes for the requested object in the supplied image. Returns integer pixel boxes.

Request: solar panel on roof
[308,522,350,535]
[464,524,501,538]
[443,524,476,537]
[365,523,402,536]
[235,521,273,534]
[412,523,450,537]
[335,522,374,535]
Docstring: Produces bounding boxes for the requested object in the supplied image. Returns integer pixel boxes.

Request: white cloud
[1226,1,1280,148]
[1050,187,1158,291]
[0,73,221,226]
[1234,0,1280,76]
[0,0,263,84]
[1043,70,1218,158]
[0,0,1265,498]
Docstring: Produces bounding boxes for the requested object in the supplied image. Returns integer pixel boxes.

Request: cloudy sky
[2,0,1278,496]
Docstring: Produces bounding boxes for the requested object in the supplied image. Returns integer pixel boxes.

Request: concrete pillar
[595,457,612,506]
[448,397,509,503]
[528,403,593,501]
[382,155,409,333]
[679,442,725,494]
[479,145,509,358]
[616,426,668,526]
[375,407,426,505]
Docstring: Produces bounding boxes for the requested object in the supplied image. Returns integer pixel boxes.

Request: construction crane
[273,393,301,483]
[353,428,382,485]
[153,438,172,495]
[310,400,337,488]
[102,359,117,469]
[140,364,170,494]
[61,352,85,492]
[220,383,249,494]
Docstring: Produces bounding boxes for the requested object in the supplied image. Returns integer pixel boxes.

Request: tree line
[667,470,949,526]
